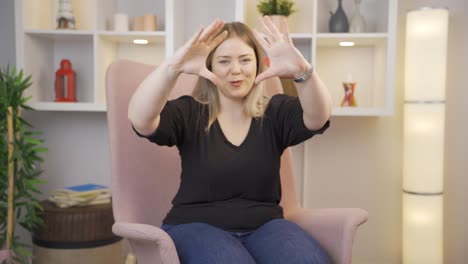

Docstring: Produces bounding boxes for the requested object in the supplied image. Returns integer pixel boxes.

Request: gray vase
[329,0,349,33]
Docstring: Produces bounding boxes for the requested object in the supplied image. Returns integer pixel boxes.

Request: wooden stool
[32,201,123,264]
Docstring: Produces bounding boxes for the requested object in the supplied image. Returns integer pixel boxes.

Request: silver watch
[293,66,314,83]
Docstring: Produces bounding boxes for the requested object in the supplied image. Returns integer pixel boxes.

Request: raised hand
[253,16,310,84]
[169,19,228,86]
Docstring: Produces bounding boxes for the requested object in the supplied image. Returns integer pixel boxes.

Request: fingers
[253,29,270,51]
[258,16,281,43]
[187,26,204,46]
[200,67,220,87]
[280,17,293,44]
[210,30,228,48]
[255,69,276,84]
[257,17,275,45]
[263,16,282,38]
[205,21,226,46]
[199,19,225,43]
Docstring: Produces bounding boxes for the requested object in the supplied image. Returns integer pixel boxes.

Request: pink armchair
[105,59,368,264]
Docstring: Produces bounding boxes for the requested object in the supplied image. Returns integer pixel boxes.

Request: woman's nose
[230,62,241,74]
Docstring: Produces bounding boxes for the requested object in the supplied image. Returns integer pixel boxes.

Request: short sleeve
[132,95,194,147]
[269,94,330,150]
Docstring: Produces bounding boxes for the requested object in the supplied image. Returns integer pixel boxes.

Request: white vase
[350,0,367,33]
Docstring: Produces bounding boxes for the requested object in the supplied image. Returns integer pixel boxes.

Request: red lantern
[55,59,77,102]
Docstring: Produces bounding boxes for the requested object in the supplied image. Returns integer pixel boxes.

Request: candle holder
[340,82,357,107]
[55,59,77,102]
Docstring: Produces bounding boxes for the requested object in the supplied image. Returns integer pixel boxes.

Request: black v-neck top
[133,94,330,232]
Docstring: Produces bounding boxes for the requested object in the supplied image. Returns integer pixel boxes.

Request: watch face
[293,67,313,83]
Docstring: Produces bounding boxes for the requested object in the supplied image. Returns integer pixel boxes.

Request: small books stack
[49,183,111,208]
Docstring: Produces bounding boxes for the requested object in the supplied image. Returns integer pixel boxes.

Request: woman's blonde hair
[192,22,270,132]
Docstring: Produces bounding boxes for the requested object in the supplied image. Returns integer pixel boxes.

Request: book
[48,183,111,208]
[63,183,109,195]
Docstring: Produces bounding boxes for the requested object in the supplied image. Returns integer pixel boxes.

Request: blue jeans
[161,218,331,264]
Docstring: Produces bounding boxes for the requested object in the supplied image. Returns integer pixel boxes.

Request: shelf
[96,0,166,31]
[28,102,106,112]
[317,33,387,47]
[97,31,166,44]
[22,0,94,31]
[95,34,166,106]
[16,0,396,115]
[316,0,389,33]
[24,29,94,41]
[22,33,94,104]
[317,33,388,38]
[316,42,387,110]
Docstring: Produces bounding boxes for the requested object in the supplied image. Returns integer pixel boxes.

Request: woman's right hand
[168,19,227,87]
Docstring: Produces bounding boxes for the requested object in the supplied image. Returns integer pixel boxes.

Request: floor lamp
[403,7,449,264]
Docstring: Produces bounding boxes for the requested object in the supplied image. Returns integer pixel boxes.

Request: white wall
[22,111,111,198]
[0,0,16,65]
[2,0,467,263]
[440,1,468,263]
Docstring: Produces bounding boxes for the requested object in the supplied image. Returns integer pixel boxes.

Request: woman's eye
[219,60,229,64]
[241,58,252,63]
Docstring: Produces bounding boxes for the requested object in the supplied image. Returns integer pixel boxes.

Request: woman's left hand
[253,16,311,84]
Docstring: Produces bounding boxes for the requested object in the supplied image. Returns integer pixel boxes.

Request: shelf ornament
[56,0,76,29]
[55,59,77,102]
[340,82,357,107]
[329,0,349,32]
[350,0,367,33]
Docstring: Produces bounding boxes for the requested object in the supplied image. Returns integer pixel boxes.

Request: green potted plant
[0,66,47,264]
[257,0,296,27]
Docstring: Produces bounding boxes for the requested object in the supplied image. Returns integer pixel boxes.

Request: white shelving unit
[15,0,397,116]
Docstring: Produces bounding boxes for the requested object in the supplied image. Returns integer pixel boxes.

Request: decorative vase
[350,0,367,33]
[56,0,76,29]
[340,82,357,107]
[329,0,349,33]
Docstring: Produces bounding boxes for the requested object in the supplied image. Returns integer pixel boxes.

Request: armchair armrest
[113,222,179,264]
[286,208,368,264]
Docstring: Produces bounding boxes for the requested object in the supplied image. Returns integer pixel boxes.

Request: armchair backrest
[106,59,301,226]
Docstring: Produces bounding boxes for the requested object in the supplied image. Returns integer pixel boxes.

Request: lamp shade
[403,7,448,264]
[403,104,445,193]
[403,193,443,264]
[404,8,449,101]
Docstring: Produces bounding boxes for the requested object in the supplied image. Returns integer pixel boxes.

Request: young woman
[129,16,332,264]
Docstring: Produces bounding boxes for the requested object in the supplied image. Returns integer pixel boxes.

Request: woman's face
[211,37,257,101]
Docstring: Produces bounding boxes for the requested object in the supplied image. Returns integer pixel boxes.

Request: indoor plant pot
[257,0,296,28]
